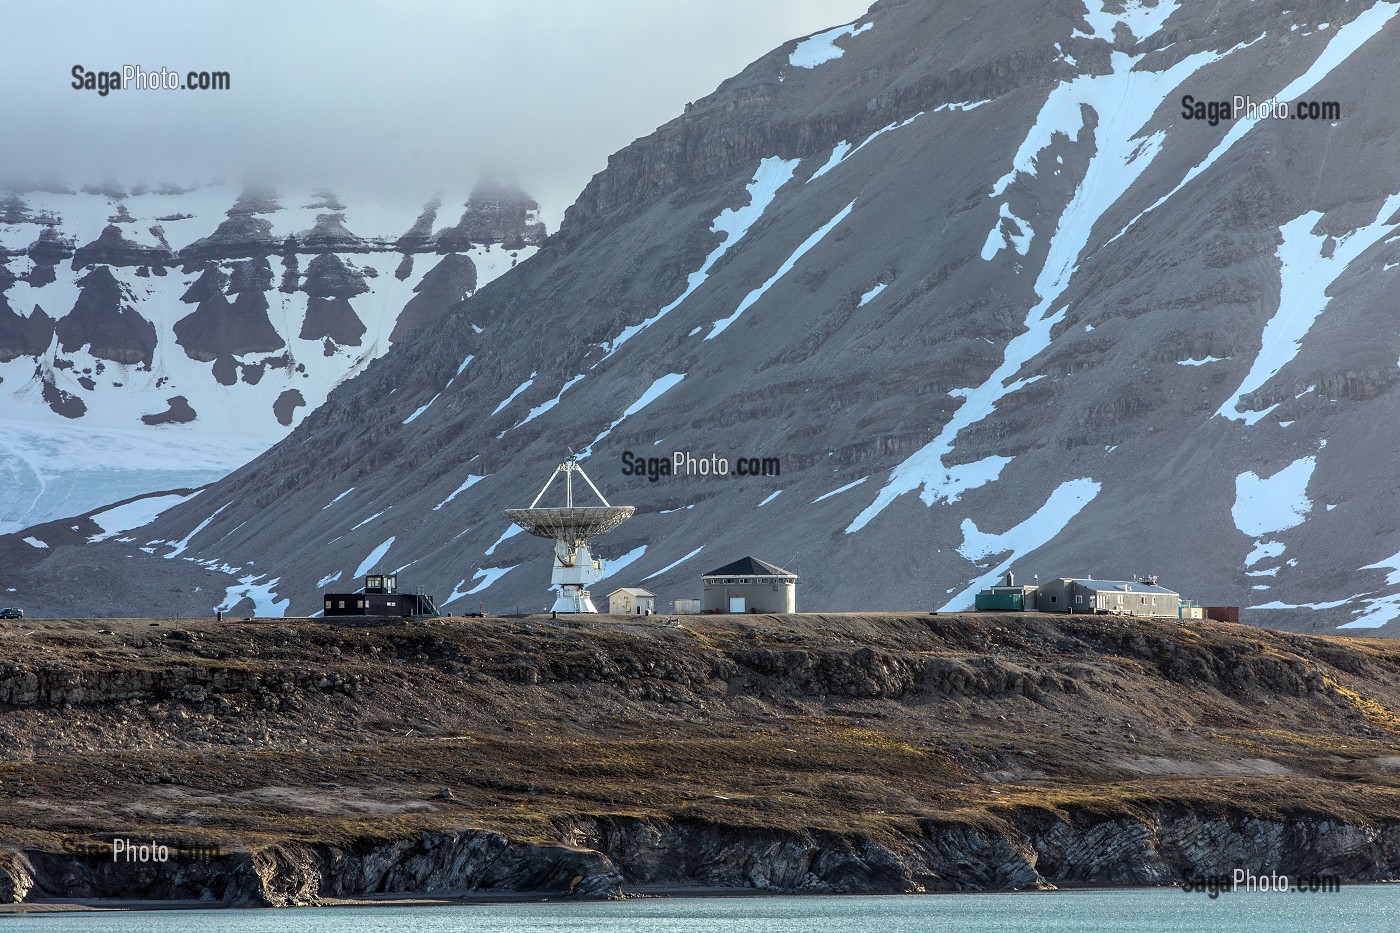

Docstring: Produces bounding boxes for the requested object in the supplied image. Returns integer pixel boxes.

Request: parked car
[0,608,23,619]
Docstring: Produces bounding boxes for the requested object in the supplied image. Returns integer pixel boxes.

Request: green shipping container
[975,591,1023,611]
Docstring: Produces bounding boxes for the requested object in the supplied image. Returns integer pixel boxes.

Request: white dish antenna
[504,454,634,613]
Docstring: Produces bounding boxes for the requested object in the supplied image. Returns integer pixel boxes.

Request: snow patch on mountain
[464,565,516,596]
[808,143,853,183]
[88,491,199,543]
[707,200,856,339]
[324,488,355,509]
[941,478,1102,610]
[354,536,396,577]
[933,99,991,113]
[433,474,485,511]
[597,545,648,583]
[981,202,1034,260]
[442,579,471,606]
[1361,549,1400,587]
[405,352,480,426]
[350,510,385,531]
[1245,539,1285,568]
[858,283,887,306]
[581,373,685,458]
[484,523,523,556]
[601,157,798,358]
[1113,4,1398,244]
[789,21,872,68]
[1254,596,1354,612]
[813,477,868,503]
[1232,457,1315,537]
[492,373,537,415]
[992,48,1242,201]
[1340,597,1400,628]
[1338,550,1400,627]
[217,574,289,617]
[1078,0,1181,42]
[808,114,923,184]
[846,113,923,157]
[402,393,440,425]
[164,502,228,559]
[502,373,586,436]
[1219,196,1400,422]
[642,545,704,582]
[850,29,1253,534]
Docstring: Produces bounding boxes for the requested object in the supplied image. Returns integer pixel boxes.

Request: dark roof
[701,556,797,578]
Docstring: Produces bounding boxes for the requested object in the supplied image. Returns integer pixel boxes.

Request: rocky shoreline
[2,612,1398,908]
[5,808,1400,907]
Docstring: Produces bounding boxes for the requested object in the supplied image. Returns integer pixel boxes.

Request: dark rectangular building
[323,573,438,617]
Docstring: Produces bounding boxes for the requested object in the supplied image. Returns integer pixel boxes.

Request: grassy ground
[1,611,1398,854]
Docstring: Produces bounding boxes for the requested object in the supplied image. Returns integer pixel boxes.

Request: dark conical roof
[701,556,797,578]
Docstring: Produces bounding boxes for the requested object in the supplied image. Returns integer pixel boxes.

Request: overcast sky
[3,0,871,228]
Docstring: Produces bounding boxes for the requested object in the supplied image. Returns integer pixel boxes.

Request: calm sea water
[5,888,1394,932]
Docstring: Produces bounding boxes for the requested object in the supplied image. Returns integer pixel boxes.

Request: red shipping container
[1205,606,1240,623]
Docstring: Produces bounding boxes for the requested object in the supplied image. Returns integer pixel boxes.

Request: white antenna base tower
[551,538,604,613]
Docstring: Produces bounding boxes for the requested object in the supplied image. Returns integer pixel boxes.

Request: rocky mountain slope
[0,181,544,533]
[7,0,1400,630]
[2,612,1399,904]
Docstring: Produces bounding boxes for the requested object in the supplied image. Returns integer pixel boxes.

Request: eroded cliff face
[3,830,621,906]
[5,810,1399,905]
[0,611,1397,906]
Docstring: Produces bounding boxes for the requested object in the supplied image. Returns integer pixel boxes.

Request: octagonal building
[701,556,798,613]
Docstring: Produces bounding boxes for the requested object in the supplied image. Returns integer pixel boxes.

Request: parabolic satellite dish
[504,455,634,612]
